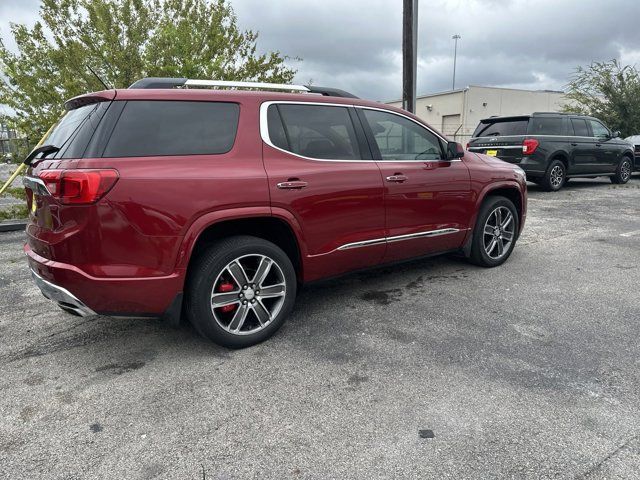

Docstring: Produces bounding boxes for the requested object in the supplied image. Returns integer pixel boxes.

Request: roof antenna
[87,65,111,90]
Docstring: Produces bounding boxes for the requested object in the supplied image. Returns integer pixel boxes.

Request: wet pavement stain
[95,361,146,375]
[360,289,403,305]
[89,423,103,433]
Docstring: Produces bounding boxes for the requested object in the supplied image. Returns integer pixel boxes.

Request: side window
[588,119,609,138]
[527,117,564,135]
[570,118,589,137]
[103,101,239,157]
[361,109,444,161]
[269,104,361,160]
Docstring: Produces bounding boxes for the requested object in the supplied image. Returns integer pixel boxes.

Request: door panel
[262,103,386,281]
[358,108,472,263]
[588,119,617,173]
[569,118,599,174]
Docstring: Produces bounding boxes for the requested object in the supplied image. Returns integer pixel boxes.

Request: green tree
[564,59,640,137]
[0,0,297,144]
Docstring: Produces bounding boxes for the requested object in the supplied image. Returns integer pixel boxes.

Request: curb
[0,221,27,232]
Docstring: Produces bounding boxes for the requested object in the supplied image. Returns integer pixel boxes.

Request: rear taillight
[38,169,118,204]
[522,138,539,155]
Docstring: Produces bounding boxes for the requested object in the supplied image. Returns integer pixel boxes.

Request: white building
[387,85,568,144]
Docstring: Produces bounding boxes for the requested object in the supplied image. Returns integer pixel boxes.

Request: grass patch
[0,204,28,221]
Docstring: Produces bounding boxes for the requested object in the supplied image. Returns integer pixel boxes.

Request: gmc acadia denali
[24,78,527,348]
[468,112,634,191]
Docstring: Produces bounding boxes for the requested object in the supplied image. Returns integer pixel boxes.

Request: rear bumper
[25,243,185,316]
[31,269,96,316]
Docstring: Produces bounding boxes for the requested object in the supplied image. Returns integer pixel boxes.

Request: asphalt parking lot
[1,176,639,479]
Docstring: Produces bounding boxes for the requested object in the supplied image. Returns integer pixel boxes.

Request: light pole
[402,0,418,113]
[452,34,461,90]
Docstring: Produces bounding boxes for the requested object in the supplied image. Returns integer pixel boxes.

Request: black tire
[469,196,520,268]
[185,235,297,348]
[611,157,632,184]
[541,159,566,191]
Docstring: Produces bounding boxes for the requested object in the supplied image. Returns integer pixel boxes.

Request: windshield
[473,119,529,138]
[41,101,109,159]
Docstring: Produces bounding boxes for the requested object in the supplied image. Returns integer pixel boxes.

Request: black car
[468,113,635,191]
[624,135,640,169]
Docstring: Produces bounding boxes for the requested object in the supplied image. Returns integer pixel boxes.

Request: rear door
[261,102,386,280]
[569,117,600,174]
[358,107,472,264]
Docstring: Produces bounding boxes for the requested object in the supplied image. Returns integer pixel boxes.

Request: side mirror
[612,131,621,138]
[446,141,465,160]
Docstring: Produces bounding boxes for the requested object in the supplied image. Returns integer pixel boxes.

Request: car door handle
[571,143,578,146]
[277,180,308,189]
[386,174,408,183]
[596,144,602,147]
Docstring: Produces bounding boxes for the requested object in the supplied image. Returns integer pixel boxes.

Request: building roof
[386,84,566,104]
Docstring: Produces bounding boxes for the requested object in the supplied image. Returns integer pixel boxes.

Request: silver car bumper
[31,269,96,317]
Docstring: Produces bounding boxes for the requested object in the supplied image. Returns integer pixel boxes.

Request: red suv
[24,78,527,348]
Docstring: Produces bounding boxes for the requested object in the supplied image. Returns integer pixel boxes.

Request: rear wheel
[611,157,632,184]
[185,236,297,348]
[541,159,566,191]
[469,196,519,267]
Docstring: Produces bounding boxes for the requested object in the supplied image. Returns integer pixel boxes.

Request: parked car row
[467,113,636,191]
[22,78,527,347]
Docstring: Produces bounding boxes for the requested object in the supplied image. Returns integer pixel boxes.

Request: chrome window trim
[259,101,460,163]
[471,135,609,140]
[336,227,464,251]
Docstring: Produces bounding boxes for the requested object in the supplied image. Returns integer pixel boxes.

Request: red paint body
[24,89,527,316]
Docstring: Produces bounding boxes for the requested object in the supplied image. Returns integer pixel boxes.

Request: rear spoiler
[64,90,116,110]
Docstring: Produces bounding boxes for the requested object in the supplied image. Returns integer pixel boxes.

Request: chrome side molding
[337,228,462,251]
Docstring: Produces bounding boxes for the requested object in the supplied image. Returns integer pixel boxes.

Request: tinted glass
[588,119,609,138]
[44,102,109,159]
[571,118,589,137]
[363,109,443,161]
[472,119,528,138]
[274,104,361,160]
[103,101,239,157]
[267,105,288,150]
[527,117,565,135]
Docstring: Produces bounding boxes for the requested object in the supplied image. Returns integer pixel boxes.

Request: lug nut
[243,285,248,290]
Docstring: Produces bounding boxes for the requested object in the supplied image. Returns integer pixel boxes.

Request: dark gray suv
[468,113,635,191]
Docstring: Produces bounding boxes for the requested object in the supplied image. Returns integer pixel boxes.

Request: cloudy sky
[2,0,640,102]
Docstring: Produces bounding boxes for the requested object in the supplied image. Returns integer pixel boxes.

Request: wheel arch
[176,208,306,283]
[549,151,569,170]
[462,182,525,257]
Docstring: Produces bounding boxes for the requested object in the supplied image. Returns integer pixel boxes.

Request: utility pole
[452,34,461,90]
[402,0,418,113]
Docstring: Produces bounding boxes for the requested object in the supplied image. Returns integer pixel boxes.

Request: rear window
[103,101,239,157]
[473,119,528,138]
[43,101,109,159]
[527,117,565,135]
[267,104,361,160]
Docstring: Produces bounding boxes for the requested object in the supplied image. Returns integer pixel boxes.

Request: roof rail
[127,77,358,98]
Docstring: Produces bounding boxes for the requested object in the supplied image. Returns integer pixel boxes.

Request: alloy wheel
[550,165,564,189]
[621,160,631,182]
[483,206,515,260]
[210,254,286,335]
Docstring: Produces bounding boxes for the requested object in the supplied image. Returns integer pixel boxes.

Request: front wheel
[469,196,520,267]
[185,236,297,348]
[611,157,632,184]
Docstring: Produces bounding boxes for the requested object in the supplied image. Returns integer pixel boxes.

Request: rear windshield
[43,101,109,159]
[103,100,239,157]
[472,119,528,138]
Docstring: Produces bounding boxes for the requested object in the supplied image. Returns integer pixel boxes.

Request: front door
[261,102,386,281]
[587,119,617,173]
[357,108,473,264]
[569,117,600,174]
